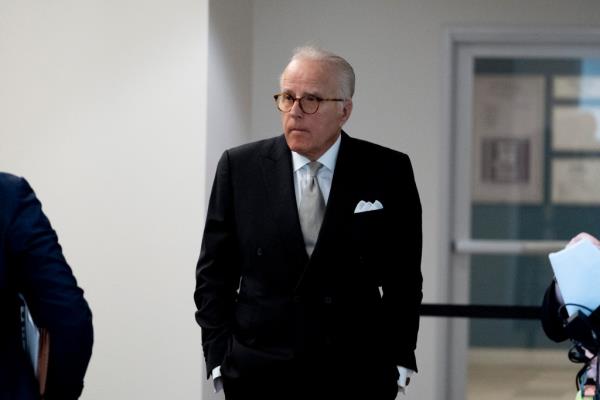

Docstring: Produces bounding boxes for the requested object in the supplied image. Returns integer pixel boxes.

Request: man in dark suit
[194,46,422,400]
[0,173,93,400]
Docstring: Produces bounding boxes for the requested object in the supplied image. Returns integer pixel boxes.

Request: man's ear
[339,99,353,126]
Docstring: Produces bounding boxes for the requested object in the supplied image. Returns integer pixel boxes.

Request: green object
[575,391,594,400]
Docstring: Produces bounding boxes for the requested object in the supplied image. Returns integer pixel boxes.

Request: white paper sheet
[549,239,600,316]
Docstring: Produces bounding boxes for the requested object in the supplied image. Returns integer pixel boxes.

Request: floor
[468,348,581,400]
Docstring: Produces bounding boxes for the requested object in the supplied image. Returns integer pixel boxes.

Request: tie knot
[307,161,322,178]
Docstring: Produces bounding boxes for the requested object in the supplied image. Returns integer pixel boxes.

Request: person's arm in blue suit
[5,175,93,399]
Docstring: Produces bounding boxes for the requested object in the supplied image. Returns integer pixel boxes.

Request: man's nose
[289,99,303,117]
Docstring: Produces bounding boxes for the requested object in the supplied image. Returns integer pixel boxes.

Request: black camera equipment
[562,304,600,400]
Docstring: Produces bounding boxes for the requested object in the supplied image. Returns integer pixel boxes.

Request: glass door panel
[463,54,600,400]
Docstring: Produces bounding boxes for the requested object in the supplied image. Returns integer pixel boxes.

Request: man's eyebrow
[304,91,323,98]
[281,89,324,98]
[301,91,325,98]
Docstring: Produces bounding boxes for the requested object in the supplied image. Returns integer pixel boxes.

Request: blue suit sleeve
[7,177,93,400]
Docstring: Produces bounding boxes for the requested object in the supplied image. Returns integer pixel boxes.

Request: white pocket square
[354,200,383,213]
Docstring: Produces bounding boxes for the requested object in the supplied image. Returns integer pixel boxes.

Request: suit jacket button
[256,247,263,256]
[323,296,333,305]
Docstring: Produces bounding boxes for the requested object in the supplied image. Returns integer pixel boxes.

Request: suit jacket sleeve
[382,154,422,372]
[194,151,241,378]
[7,177,93,400]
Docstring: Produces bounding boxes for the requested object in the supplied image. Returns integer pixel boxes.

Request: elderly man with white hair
[195,46,422,400]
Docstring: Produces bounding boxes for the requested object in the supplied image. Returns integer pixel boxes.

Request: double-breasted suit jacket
[194,132,422,387]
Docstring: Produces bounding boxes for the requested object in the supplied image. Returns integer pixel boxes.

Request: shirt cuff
[397,366,415,395]
[210,365,223,393]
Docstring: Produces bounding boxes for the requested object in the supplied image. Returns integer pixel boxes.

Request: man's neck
[291,134,342,173]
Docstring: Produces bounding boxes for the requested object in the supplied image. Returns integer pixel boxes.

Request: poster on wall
[472,75,545,203]
[552,158,600,204]
[552,105,600,151]
[554,76,600,100]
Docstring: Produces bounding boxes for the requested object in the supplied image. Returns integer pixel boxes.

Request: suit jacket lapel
[314,132,355,255]
[260,135,309,266]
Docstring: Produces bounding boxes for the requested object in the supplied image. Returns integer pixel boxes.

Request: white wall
[248,1,600,399]
[206,0,254,200]
[0,1,208,399]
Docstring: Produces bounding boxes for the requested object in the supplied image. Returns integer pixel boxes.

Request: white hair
[280,45,355,99]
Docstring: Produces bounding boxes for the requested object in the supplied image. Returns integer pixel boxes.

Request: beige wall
[0,1,208,399]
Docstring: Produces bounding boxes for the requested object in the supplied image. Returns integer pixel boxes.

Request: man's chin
[288,145,315,159]
[285,137,308,153]
[289,145,308,155]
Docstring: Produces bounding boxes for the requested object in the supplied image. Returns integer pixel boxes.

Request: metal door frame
[443,27,600,400]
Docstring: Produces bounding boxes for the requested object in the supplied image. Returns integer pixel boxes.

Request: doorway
[447,28,600,400]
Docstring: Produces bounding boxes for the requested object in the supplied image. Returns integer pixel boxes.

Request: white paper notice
[549,239,600,316]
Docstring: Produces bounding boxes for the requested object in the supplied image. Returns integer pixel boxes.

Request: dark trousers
[222,361,399,400]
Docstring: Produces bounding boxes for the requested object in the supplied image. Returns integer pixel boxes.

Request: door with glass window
[449,35,600,400]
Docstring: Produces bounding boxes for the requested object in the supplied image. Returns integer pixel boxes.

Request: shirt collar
[291,134,341,173]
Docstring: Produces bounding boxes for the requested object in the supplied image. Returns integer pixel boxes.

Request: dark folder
[18,294,50,396]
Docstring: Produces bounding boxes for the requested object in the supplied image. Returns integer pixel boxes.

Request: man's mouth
[289,128,308,134]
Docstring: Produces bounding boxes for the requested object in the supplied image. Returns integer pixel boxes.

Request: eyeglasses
[273,93,344,114]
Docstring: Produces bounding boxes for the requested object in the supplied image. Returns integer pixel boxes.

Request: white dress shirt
[291,134,341,208]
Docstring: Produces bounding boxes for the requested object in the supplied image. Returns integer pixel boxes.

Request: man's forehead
[283,58,332,77]
[281,76,324,90]
[281,59,336,91]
